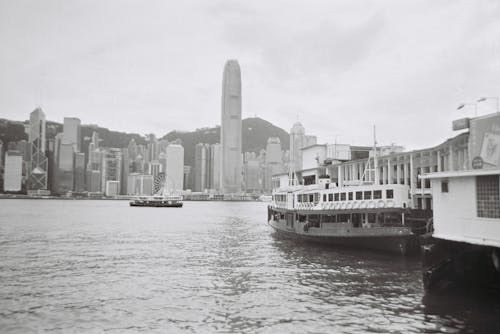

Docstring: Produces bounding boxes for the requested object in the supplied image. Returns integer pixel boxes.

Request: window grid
[477,175,500,218]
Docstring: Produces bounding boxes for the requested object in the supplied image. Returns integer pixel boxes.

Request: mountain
[0,118,147,153]
[0,117,289,168]
[163,117,290,167]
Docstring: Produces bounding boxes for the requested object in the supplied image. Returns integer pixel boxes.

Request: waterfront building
[146,134,159,163]
[221,59,242,194]
[264,137,283,191]
[87,170,101,193]
[74,152,85,192]
[209,143,221,191]
[127,173,153,195]
[3,150,23,192]
[273,122,467,210]
[165,144,184,191]
[105,180,120,197]
[57,143,75,194]
[101,148,122,195]
[120,148,130,195]
[183,165,193,191]
[243,154,262,193]
[420,111,500,291]
[194,143,208,192]
[149,160,162,181]
[27,108,49,195]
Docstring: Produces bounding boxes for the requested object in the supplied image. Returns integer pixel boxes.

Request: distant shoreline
[0,194,264,202]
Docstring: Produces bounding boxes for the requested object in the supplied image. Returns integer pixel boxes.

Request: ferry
[268,176,429,255]
[129,194,183,207]
[129,180,183,207]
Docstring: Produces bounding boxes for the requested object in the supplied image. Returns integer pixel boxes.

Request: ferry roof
[421,168,500,179]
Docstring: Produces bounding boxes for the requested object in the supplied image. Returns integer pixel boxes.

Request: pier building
[273,133,469,211]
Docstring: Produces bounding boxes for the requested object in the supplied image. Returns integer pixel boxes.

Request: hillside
[1,117,289,167]
[163,117,289,167]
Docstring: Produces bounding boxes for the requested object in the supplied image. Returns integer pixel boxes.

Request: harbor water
[1,200,499,333]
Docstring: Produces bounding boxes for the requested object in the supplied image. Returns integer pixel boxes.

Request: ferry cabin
[271,179,412,230]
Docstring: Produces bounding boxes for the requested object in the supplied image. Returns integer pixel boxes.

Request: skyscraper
[290,122,305,173]
[194,143,208,192]
[3,150,23,192]
[27,108,49,195]
[165,144,184,191]
[221,60,242,194]
[62,117,81,152]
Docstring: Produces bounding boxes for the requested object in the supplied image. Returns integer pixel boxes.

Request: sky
[1,0,500,150]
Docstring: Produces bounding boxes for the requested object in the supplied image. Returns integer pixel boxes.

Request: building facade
[221,59,242,194]
[27,108,49,194]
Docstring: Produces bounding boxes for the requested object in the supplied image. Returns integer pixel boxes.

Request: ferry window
[314,193,319,204]
[477,175,500,218]
[309,194,314,202]
[328,193,333,201]
[364,191,372,200]
[340,193,346,201]
[386,189,394,199]
[334,193,339,201]
[441,180,448,193]
[323,194,327,202]
[356,191,362,200]
[374,190,382,199]
[348,192,353,201]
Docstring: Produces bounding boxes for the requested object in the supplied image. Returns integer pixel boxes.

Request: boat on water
[129,194,183,207]
[268,131,430,255]
[268,178,429,254]
[129,178,183,207]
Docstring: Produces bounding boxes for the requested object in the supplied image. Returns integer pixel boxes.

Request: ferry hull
[129,202,183,207]
[269,222,417,255]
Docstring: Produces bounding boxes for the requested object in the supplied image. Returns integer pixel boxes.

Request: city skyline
[1,1,500,150]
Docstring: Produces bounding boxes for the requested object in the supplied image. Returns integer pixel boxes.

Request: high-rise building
[62,117,81,152]
[3,150,23,192]
[290,122,305,173]
[57,143,75,194]
[74,152,85,192]
[209,143,221,191]
[165,144,184,191]
[101,148,122,195]
[105,180,120,197]
[27,108,49,195]
[194,143,208,192]
[127,173,153,195]
[120,148,130,195]
[221,60,242,194]
[183,165,193,191]
[264,137,283,191]
[244,155,261,193]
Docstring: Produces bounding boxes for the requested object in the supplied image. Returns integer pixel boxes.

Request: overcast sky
[1,0,500,149]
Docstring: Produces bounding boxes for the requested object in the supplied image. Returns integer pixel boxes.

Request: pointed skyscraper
[220,60,242,194]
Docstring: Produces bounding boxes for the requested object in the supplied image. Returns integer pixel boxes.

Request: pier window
[386,189,394,199]
[309,194,314,202]
[334,193,339,201]
[441,180,448,193]
[356,191,362,200]
[476,175,500,218]
[374,190,382,199]
[328,193,333,201]
[348,192,353,200]
[364,191,372,200]
[341,193,346,201]
[323,194,327,202]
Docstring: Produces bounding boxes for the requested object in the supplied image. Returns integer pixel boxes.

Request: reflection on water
[0,200,499,333]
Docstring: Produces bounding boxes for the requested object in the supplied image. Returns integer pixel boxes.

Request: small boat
[129,194,183,207]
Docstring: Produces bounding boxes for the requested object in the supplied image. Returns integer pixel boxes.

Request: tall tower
[221,59,242,194]
[27,107,49,194]
[290,122,305,173]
